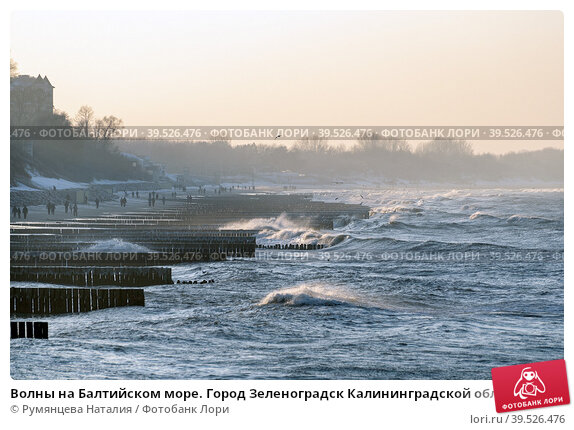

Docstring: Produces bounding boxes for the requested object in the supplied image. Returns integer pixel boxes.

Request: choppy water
[11,188,564,379]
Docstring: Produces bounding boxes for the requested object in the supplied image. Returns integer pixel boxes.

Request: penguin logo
[513,367,546,400]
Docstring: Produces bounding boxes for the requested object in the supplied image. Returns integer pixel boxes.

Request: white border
[3,2,571,429]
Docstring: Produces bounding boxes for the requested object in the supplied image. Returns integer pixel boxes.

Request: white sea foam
[225,214,347,246]
[370,205,423,215]
[83,238,151,252]
[258,283,376,308]
[469,211,492,220]
[506,214,553,224]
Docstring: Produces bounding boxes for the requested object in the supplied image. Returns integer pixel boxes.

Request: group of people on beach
[62,201,79,216]
[46,202,56,215]
[12,188,170,221]
[148,191,163,207]
[63,198,79,216]
[11,205,28,219]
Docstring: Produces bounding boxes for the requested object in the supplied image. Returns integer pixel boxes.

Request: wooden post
[10,322,18,339]
[18,322,25,338]
[38,288,48,314]
[34,322,48,339]
[91,289,99,311]
[26,321,33,338]
[79,289,91,312]
[98,289,110,310]
[52,288,66,314]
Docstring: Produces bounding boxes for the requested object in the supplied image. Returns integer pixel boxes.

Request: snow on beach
[11,175,148,191]
[29,176,88,190]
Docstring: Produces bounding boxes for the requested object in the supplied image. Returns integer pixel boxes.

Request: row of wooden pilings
[10,287,145,315]
[10,229,257,257]
[257,243,326,250]
[11,321,49,339]
[10,266,172,287]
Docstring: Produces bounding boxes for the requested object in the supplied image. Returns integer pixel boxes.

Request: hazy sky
[11,10,563,153]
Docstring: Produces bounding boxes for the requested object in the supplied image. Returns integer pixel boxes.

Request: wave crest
[506,214,553,224]
[371,205,423,215]
[258,284,363,307]
[225,213,347,247]
[469,211,497,221]
[83,238,151,252]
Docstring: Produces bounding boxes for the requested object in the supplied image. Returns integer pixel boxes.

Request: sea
[10,187,564,379]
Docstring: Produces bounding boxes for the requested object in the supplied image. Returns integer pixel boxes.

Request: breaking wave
[371,205,424,215]
[225,213,348,247]
[469,211,498,221]
[506,214,555,225]
[258,283,375,308]
[469,212,558,226]
[83,238,151,252]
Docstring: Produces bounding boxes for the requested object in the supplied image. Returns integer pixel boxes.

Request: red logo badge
[491,359,570,413]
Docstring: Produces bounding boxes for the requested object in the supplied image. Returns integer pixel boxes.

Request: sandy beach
[10,190,179,223]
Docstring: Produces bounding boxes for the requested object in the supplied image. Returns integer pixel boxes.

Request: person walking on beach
[22,205,28,220]
[12,206,18,218]
[95,198,100,208]
[73,203,78,217]
[17,207,21,219]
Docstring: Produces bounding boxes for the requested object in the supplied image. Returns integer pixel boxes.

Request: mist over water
[11,188,563,379]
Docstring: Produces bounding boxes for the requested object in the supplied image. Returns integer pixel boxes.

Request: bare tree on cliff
[94,115,124,141]
[74,105,95,134]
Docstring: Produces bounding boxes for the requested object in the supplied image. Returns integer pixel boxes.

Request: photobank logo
[492,359,570,413]
[514,367,545,399]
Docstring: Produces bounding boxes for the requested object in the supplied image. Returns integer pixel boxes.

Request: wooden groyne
[11,321,49,339]
[10,287,145,315]
[10,236,256,258]
[10,193,368,268]
[11,266,172,287]
[11,226,257,259]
